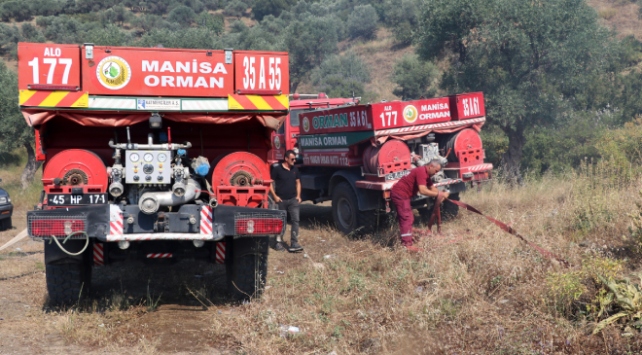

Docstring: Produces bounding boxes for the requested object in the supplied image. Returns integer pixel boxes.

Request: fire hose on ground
[424,192,571,267]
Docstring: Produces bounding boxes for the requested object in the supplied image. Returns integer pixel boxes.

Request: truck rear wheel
[331,182,375,236]
[226,237,268,301]
[45,242,92,306]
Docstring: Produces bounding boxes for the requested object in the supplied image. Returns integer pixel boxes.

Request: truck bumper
[27,204,286,241]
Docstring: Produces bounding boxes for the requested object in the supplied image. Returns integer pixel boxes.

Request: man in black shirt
[270,150,303,252]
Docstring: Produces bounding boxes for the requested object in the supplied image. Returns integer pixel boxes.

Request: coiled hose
[48,231,90,256]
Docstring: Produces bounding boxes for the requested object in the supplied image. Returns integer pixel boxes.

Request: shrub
[21,24,45,43]
[252,0,296,21]
[168,5,197,26]
[202,0,221,11]
[82,25,133,46]
[347,4,378,40]
[545,271,586,318]
[1,1,34,22]
[132,14,164,33]
[196,11,224,35]
[392,21,413,46]
[0,24,21,56]
[223,0,248,18]
[391,54,438,100]
[599,8,617,20]
[311,52,370,97]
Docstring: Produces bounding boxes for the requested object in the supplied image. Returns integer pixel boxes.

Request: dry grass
[2,159,642,353]
[587,0,642,40]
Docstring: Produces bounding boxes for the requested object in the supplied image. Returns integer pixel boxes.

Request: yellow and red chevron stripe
[19,90,88,108]
[228,94,289,111]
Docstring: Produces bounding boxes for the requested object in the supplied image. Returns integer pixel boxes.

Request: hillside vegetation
[1,0,642,176]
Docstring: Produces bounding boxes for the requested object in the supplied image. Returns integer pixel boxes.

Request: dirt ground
[0,203,346,354]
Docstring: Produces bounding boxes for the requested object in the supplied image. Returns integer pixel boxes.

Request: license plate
[385,170,411,181]
[47,194,107,206]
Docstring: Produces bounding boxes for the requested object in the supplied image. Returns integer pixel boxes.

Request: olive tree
[0,61,39,188]
[415,0,617,178]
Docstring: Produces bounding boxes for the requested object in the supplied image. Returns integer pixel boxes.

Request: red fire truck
[19,42,289,304]
[271,93,493,235]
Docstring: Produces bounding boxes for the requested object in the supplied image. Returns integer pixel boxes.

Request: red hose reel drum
[445,128,484,166]
[362,140,411,175]
[43,149,108,193]
[210,152,271,208]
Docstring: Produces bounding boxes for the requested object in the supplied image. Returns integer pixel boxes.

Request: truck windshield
[290,110,302,127]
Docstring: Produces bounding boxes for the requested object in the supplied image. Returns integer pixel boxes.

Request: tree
[311,52,371,97]
[0,61,39,189]
[132,13,163,33]
[138,28,221,49]
[223,0,248,18]
[252,0,296,21]
[391,54,438,100]
[223,20,283,50]
[168,5,197,26]
[43,16,82,44]
[21,23,45,43]
[1,1,34,22]
[415,0,617,179]
[83,24,133,46]
[196,11,224,35]
[383,0,420,46]
[0,24,20,57]
[347,4,378,40]
[285,17,339,92]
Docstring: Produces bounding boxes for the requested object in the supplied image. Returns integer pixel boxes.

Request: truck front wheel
[226,237,268,301]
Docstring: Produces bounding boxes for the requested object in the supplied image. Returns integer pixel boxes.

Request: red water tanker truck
[271,93,493,235]
[18,42,290,304]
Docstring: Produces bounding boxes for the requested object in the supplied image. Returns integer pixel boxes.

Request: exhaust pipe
[139,179,202,214]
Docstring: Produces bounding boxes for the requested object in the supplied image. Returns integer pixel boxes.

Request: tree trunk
[290,80,299,95]
[501,125,525,185]
[20,143,42,190]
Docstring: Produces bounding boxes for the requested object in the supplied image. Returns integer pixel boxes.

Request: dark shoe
[272,242,286,251]
[288,241,303,253]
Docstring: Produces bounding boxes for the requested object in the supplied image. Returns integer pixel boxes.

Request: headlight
[0,197,6,204]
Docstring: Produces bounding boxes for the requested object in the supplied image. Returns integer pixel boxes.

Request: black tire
[226,237,268,301]
[332,182,371,236]
[0,218,10,231]
[45,241,92,306]
[46,261,91,306]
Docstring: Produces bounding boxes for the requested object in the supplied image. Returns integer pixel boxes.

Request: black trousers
[277,198,300,243]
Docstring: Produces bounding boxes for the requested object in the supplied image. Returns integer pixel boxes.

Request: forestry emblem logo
[403,105,418,124]
[97,56,131,90]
